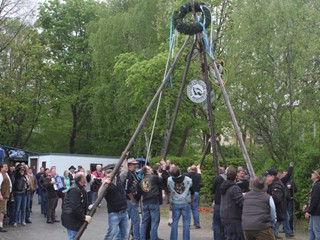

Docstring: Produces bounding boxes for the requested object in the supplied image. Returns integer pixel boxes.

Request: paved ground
[0,198,308,240]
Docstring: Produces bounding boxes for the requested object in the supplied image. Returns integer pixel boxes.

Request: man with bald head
[62,172,92,240]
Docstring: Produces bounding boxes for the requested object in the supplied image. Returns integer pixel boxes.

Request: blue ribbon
[168,18,174,88]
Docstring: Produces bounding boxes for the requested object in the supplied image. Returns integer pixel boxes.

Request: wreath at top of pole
[172,2,211,35]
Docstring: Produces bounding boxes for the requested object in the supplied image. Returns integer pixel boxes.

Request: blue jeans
[25,191,31,221]
[274,214,293,239]
[87,191,93,205]
[104,211,129,240]
[37,187,42,204]
[41,191,48,215]
[140,202,160,240]
[67,229,77,240]
[127,200,140,240]
[191,192,200,227]
[14,193,27,224]
[224,222,245,240]
[171,203,191,240]
[309,215,320,240]
[213,204,224,240]
[91,191,98,204]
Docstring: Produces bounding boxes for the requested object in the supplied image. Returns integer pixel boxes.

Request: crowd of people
[0,158,319,240]
[60,157,204,240]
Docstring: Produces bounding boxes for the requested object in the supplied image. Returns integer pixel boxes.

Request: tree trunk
[69,104,78,153]
[176,125,192,157]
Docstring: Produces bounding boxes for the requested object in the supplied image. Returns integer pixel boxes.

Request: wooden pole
[190,0,220,175]
[199,139,210,168]
[198,43,220,175]
[162,39,197,160]
[217,138,227,168]
[208,57,255,177]
[74,36,191,240]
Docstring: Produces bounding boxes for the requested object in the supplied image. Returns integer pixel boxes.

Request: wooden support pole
[217,139,227,169]
[199,139,210,168]
[190,0,220,175]
[74,36,191,240]
[208,56,255,177]
[198,42,220,175]
[162,39,197,160]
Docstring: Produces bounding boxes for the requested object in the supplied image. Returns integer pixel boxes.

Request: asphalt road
[0,197,309,240]
[0,198,214,240]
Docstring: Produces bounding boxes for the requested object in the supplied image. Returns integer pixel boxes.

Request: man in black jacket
[98,165,129,240]
[124,158,141,240]
[211,167,226,240]
[186,165,203,229]
[265,168,293,239]
[220,166,244,240]
[304,169,320,240]
[61,172,91,240]
[139,165,162,240]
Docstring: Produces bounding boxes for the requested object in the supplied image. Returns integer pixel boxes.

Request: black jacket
[211,174,226,205]
[44,176,57,198]
[61,182,88,231]
[267,178,287,221]
[185,172,203,192]
[13,170,26,195]
[220,180,243,224]
[139,174,162,204]
[104,176,127,214]
[307,181,320,216]
[124,170,141,201]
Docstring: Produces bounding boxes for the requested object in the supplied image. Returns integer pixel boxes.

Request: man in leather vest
[242,177,276,240]
[0,163,12,232]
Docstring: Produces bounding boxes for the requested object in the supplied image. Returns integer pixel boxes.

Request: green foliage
[0,25,48,148]
[36,0,99,153]
[224,0,320,162]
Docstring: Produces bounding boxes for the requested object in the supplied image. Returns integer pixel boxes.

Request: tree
[0,25,47,148]
[36,0,99,153]
[224,0,320,162]
[0,0,35,53]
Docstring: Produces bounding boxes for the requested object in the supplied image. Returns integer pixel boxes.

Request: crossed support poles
[75,2,255,239]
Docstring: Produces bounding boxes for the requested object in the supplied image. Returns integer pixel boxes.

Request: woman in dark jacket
[13,166,27,226]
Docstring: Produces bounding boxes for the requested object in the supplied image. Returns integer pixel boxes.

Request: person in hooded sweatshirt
[220,166,245,240]
[167,166,194,240]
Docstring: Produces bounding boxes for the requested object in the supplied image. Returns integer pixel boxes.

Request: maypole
[74,36,191,240]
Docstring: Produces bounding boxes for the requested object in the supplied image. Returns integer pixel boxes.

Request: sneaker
[53,219,60,223]
[22,222,26,226]
[26,219,32,224]
[195,225,201,229]
[0,227,7,232]
[13,223,17,227]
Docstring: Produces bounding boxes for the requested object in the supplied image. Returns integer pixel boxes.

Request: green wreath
[172,2,211,35]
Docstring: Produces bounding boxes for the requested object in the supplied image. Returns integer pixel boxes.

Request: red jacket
[92,171,104,179]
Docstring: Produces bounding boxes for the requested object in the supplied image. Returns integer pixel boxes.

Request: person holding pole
[124,158,141,240]
[61,172,91,240]
[98,162,129,240]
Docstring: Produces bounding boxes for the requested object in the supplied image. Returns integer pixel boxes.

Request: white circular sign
[187,80,207,103]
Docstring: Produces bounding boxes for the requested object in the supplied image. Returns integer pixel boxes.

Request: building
[28,153,119,175]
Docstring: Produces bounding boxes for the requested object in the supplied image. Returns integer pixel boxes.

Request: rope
[145,20,177,165]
